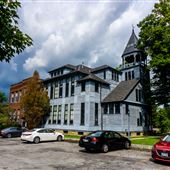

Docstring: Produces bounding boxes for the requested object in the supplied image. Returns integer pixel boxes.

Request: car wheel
[101,144,109,153]
[57,135,62,141]
[34,137,40,144]
[124,141,130,149]
[7,133,12,138]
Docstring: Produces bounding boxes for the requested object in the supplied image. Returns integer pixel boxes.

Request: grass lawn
[64,134,82,139]
[131,136,161,146]
[64,134,161,146]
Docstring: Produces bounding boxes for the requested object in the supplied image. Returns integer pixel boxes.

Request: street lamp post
[100,84,103,130]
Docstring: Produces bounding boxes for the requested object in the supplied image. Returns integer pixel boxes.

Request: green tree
[153,107,170,133]
[0,91,12,129]
[0,0,33,62]
[20,71,50,129]
[137,0,170,107]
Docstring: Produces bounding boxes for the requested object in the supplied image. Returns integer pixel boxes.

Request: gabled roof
[102,79,139,103]
[78,74,109,85]
[48,64,76,73]
[122,29,141,57]
[75,65,92,74]
[91,65,120,73]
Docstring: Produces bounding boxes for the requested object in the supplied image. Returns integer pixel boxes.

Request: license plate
[161,152,168,157]
[83,139,89,142]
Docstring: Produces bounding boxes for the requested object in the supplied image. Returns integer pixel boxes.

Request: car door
[37,129,47,141]
[16,127,22,137]
[103,131,115,148]
[45,129,56,141]
[112,132,124,148]
[11,127,18,137]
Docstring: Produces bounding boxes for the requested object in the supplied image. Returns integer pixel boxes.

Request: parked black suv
[79,130,131,153]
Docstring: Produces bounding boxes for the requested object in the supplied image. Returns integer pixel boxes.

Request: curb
[131,144,152,152]
[64,138,152,152]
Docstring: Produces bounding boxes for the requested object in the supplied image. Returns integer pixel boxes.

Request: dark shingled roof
[122,29,141,57]
[75,65,92,74]
[78,74,109,85]
[102,79,139,103]
[91,65,119,73]
[48,64,76,73]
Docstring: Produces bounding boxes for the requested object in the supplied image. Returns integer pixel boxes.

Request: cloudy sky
[0,0,157,96]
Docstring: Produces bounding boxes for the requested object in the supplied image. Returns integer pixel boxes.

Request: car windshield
[162,135,170,142]
[88,131,103,137]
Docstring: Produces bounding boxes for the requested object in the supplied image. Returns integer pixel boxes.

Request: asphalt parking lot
[0,137,169,170]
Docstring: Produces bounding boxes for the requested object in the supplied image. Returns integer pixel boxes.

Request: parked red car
[152,134,170,163]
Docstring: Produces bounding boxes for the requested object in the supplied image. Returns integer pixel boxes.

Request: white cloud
[22,1,156,73]
[0,0,158,94]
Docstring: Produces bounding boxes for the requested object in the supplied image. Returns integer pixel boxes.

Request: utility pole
[128,109,130,140]
[100,84,103,130]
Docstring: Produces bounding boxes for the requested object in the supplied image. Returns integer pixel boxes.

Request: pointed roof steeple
[122,28,140,57]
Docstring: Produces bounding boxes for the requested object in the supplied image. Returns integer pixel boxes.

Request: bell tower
[121,28,148,82]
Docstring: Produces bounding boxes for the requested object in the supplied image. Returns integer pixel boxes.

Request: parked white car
[21,128,64,144]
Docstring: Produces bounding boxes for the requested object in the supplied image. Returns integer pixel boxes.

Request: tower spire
[122,28,139,57]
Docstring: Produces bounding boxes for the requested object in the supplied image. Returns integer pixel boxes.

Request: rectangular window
[59,82,63,98]
[50,84,54,99]
[65,80,69,97]
[128,71,131,80]
[112,71,114,80]
[95,103,98,125]
[95,82,99,92]
[80,103,85,125]
[139,90,142,102]
[132,70,134,79]
[64,104,68,125]
[109,103,114,114]
[54,83,59,99]
[115,103,120,114]
[125,72,128,81]
[136,89,142,102]
[104,104,108,114]
[81,82,85,92]
[15,92,19,102]
[125,104,129,115]
[70,104,74,125]
[104,71,106,79]
[136,89,139,101]
[137,112,142,126]
[58,105,61,124]
[116,73,119,82]
[71,78,75,96]
[53,105,57,124]
[11,93,14,103]
[139,112,142,126]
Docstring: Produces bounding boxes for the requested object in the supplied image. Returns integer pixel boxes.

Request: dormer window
[136,89,142,102]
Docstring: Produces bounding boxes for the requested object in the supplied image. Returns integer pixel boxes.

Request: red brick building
[9,78,31,127]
